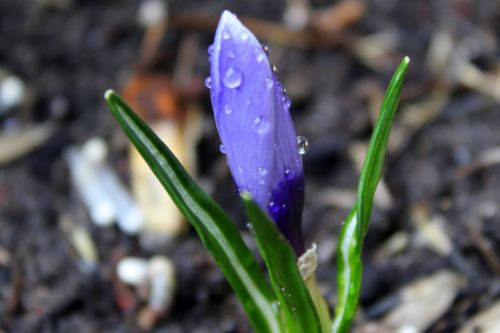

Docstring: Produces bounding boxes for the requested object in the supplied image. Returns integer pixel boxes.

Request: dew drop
[239,31,249,40]
[246,222,256,235]
[296,135,309,155]
[284,95,291,108]
[219,144,226,154]
[265,78,274,89]
[222,29,231,40]
[223,67,243,89]
[227,50,235,59]
[208,44,215,55]
[237,166,244,174]
[252,116,271,134]
[224,104,232,114]
[204,76,212,89]
[257,168,267,184]
[257,167,268,177]
[254,47,264,63]
[272,65,279,76]
[269,201,280,213]
[284,168,294,180]
[261,44,270,56]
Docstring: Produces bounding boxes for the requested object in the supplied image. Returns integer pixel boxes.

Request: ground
[0,0,499,332]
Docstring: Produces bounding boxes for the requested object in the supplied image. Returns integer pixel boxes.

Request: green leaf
[240,193,322,333]
[332,209,362,333]
[333,57,410,333]
[104,90,280,333]
[357,56,410,235]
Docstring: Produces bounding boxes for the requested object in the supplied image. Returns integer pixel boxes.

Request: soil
[1,0,499,332]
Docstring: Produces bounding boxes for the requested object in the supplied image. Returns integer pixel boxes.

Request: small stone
[0,75,25,114]
[117,257,149,286]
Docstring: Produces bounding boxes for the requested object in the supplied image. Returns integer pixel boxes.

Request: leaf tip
[104,89,117,103]
[239,191,252,202]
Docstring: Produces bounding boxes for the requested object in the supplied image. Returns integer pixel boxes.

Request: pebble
[148,256,176,311]
[0,74,25,115]
[66,137,143,233]
[117,257,149,286]
[137,0,167,27]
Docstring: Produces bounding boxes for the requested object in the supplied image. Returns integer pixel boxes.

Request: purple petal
[210,11,276,208]
[210,11,305,254]
[268,78,305,255]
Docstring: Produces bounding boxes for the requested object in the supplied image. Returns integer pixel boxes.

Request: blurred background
[1,0,500,332]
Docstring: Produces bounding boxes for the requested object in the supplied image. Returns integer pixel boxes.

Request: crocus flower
[208,10,306,255]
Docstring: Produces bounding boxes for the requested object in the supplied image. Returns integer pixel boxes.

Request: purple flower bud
[208,11,305,255]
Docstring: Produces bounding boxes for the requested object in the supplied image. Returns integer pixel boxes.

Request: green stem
[305,274,331,333]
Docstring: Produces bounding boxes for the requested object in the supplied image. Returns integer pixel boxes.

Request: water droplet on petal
[208,44,214,54]
[224,104,232,114]
[296,135,309,155]
[265,78,274,89]
[219,144,226,154]
[272,65,279,76]
[222,29,231,40]
[257,166,267,184]
[223,67,243,89]
[204,77,212,89]
[261,44,270,56]
[257,167,268,177]
[237,166,244,174]
[228,50,235,58]
[239,31,249,40]
[252,116,270,134]
[284,95,291,108]
[269,201,279,213]
[254,47,264,63]
[284,168,294,180]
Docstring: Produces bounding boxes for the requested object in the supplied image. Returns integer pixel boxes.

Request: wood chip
[383,270,465,332]
[0,122,55,166]
[310,0,365,34]
[456,301,500,333]
[123,73,202,242]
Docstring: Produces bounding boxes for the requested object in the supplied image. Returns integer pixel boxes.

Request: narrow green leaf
[358,56,410,235]
[104,90,280,333]
[332,209,362,333]
[333,57,410,333]
[240,193,322,333]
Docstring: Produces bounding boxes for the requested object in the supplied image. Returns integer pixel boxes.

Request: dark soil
[1,0,499,332]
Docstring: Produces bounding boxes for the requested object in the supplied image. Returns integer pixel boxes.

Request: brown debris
[309,0,365,35]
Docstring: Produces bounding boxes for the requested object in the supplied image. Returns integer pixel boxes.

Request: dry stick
[464,220,500,276]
